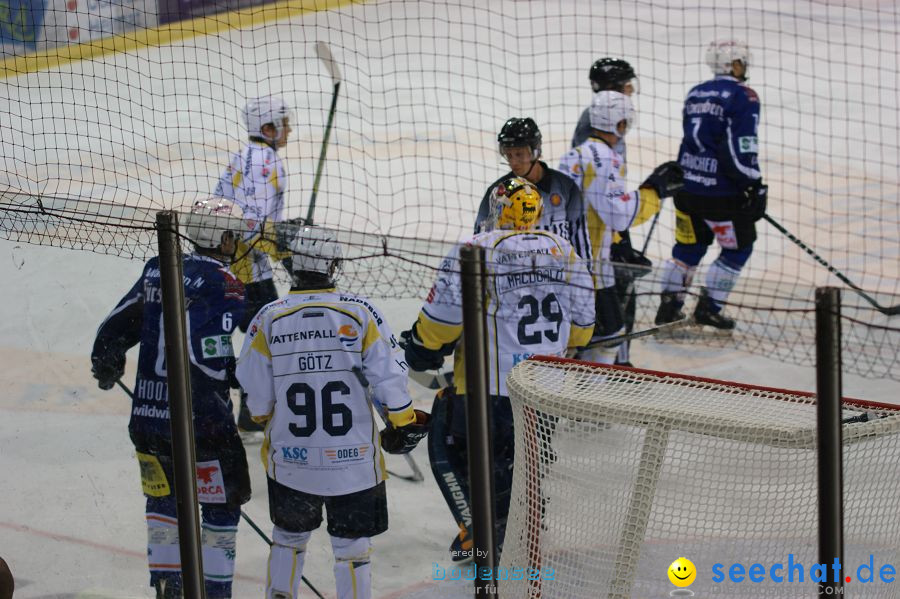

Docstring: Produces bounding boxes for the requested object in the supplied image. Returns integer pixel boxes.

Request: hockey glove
[401,325,455,372]
[741,180,768,221]
[641,161,684,199]
[381,409,431,454]
[91,354,124,391]
[609,232,653,278]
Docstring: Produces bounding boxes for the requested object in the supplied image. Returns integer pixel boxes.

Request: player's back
[244,289,388,495]
[215,140,286,224]
[131,253,244,439]
[677,76,760,196]
[477,229,594,396]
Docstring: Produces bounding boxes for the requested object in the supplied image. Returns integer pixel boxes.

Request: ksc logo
[282,447,309,463]
[338,324,359,347]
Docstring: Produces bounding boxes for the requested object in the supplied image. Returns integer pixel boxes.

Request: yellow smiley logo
[668,557,696,587]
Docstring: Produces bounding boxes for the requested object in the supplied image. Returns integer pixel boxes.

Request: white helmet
[291,226,343,278]
[589,90,635,138]
[705,39,751,76]
[183,199,240,251]
[242,96,292,141]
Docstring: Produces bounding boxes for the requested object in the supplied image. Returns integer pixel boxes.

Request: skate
[655,292,686,325]
[693,290,736,330]
[449,523,473,562]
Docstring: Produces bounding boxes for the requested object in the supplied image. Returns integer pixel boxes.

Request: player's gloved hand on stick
[91,354,124,390]
[741,180,768,221]
[381,409,431,454]
[641,161,684,198]
[401,326,454,372]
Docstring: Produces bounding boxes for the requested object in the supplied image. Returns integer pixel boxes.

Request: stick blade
[315,41,342,84]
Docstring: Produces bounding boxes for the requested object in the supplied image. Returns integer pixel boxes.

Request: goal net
[501,356,900,598]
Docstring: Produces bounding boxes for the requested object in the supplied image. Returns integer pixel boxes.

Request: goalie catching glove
[641,161,685,198]
[381,409,431,455]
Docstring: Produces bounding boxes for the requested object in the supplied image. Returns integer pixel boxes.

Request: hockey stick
[113,381,327,599]
[304,41,342,226]
[239,511,326,599]
[351,368,425,483]
[764,214,900,316]
[408,367,454,391]
[583,317,691,350]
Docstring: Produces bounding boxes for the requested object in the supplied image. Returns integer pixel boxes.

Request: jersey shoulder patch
[740,84,759,102]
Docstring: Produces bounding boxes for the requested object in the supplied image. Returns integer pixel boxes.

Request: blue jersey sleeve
[722,84,762,186]
[92,265,146,369]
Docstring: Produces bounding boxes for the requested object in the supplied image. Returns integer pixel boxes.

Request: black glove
[641,161,684,198]
[381,409,431,454]
[401,325,455,372]
[91,354,124,391]
[740,180,768,221]
[609,232,653,278]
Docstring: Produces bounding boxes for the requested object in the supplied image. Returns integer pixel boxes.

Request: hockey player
[572,58,650,366]
[235,226,428,599]
[559,91,684,363]
[474,117,590,260]
[655,40,767,330]
[404,177,595,559]
[214,95,293,435]
[90,202,251,599]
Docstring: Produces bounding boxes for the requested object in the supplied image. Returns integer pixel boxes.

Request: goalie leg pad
[267,527,312,599]
[331,536,373,599]
[427,390,472,532]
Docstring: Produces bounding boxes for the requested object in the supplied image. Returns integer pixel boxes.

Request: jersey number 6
[286,381,353,437]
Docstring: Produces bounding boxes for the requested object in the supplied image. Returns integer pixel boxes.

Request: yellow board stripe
[1,0,361,80]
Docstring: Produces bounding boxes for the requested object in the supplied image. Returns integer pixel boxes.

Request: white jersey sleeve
[215,141,287,224]
[235,289,414,496]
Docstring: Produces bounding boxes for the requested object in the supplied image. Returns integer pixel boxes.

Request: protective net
[501,356,900,598]
[2,0,898,382]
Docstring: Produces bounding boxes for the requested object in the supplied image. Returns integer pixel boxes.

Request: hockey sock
[267,527,311,599]
[147,511,181,590]
[704,254,745,311]
[331,536,372,599]
[200,506,240,599]
[659,259,697,302]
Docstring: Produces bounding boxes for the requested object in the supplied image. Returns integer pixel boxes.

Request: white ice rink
[1,0,899,597]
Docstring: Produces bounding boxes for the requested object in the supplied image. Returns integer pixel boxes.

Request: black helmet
[497,117,542,158]
[589,58,636,91]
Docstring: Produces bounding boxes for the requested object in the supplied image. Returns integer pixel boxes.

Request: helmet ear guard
[489,177,543,231]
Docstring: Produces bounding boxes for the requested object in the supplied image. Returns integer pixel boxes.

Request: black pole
[156,211,206,599]
[816,286,843,597]
[460,244,498,598]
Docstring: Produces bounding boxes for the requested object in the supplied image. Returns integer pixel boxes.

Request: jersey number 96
[286,381,353,437]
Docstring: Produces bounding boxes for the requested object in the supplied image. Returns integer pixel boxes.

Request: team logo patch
[195,460,226,504]
[550,193,561,207]
[201,335,234,358]
[738,136,758,153]
[337,324,359,347]
[571,163,582,175]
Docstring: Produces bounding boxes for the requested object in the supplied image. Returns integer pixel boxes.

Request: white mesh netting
[501,357,900,598]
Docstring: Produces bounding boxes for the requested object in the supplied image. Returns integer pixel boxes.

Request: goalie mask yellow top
[491,176,543,230]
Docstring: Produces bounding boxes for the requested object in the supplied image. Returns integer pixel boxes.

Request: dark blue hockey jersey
[677,75,762,197]
[92,253,245,440]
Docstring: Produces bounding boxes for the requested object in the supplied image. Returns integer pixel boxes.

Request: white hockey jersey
[235,288,415,496]
[414,229,595,397]
[215,140,288,282]
[558,138,660,289]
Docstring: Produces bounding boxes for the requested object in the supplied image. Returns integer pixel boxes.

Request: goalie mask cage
[501,356,900,599]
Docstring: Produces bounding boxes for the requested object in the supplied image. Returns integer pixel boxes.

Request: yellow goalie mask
[490,177,543,231]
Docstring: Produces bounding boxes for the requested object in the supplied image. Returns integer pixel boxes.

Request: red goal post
[499,356,900,599]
